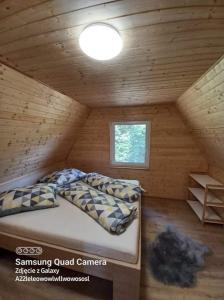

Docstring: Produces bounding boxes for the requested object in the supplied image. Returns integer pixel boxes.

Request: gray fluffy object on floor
[149,225,211,287]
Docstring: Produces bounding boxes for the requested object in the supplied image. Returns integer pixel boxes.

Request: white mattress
[0,180,140,264]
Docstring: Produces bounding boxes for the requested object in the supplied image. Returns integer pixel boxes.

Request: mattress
[0,180,140,264]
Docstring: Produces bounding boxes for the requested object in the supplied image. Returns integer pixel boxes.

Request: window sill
[110,164,149,170]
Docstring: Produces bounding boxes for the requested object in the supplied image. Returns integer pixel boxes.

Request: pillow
[0,183,58,217]
[38,168,86,186]
[83,173,143,202]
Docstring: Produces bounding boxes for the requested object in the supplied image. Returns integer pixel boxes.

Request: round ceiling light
[79,23,123,60]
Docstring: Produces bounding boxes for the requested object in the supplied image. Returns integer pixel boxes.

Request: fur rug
[149,226,211,287]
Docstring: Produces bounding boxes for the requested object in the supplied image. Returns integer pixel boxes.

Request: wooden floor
[141,198,224,300]
[0,198,224,300]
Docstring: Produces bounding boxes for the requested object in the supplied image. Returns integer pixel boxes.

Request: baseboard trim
[142,195,185,201]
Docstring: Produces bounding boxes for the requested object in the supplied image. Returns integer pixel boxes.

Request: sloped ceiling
[177,55,224,175]
[0,0,224,107]
[0,63,88,183]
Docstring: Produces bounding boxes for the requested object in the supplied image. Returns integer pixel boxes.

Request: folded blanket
[83,173,143,202]
[59,182,137,234]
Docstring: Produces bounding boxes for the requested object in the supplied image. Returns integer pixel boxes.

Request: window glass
[111,122,149,167]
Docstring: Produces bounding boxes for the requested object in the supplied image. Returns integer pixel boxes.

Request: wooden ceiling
[0,0,224,107]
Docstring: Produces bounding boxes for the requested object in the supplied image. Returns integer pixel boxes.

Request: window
[110,121,150,168]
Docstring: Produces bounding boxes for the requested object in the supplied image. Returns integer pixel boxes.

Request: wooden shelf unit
[187,174,224,225]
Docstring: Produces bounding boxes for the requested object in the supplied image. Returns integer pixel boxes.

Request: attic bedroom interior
[0,1,224,300]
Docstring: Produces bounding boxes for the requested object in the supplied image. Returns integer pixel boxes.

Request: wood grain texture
[0,162,65,193]
[209,165,224,184]
[141,197,224,300]
[0,63,89,183]
[177,55,224,183]
[67,104,208,200]
[0,0,224,107]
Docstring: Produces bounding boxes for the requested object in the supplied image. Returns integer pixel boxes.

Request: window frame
[110,121,150,169]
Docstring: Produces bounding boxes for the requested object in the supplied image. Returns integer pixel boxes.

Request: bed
[0,178,141,300]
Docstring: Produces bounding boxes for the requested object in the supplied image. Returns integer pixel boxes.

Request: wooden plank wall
[177,56,224,184]
[67,104,208,200]
[209,165,224,184]
[0,63,89,183]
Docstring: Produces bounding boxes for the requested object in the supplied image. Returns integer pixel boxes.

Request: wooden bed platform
[0,168,141,300]
[0,230,141,300]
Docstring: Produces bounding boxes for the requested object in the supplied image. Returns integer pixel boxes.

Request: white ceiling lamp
[79,23,123,61]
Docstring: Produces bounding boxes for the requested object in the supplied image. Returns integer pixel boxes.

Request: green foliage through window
[113,123,147,164]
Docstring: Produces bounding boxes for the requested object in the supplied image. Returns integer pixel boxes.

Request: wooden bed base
[0,168,141,299]
[0,231,141,300]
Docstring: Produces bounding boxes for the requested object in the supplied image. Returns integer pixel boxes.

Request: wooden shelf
[187,200,222,223]
[188,187,224,207]
[188,173,224,225]
[190,174,223,188]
